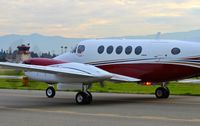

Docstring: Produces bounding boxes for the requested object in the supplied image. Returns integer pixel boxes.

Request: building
[15,44,31,63]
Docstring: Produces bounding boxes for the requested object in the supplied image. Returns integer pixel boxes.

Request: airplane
[0,39,200,105]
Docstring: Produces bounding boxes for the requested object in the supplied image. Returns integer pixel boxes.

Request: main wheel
[46,87,56,98]
[75,91,92,105]
[163,87,170,98]
[86,91,93,102]
[155,87,170,99]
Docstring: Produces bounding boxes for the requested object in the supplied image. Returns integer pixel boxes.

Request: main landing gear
[75,84,92,105]
[155,83,170,99]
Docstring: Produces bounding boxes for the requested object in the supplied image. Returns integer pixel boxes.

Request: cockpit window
[77,45,85,54]
[71,45,77,53]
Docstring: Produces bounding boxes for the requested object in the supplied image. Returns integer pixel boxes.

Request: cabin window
[77,45,85,54]
[171,47,180,55]
[135,46,142,55]
[107,46,114,54]
[125,46,132,55]
[98,45,104,54]
[116,46,123,54]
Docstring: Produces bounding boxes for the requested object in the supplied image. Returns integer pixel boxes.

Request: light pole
[64,46,67,53]
[61,46,63,54]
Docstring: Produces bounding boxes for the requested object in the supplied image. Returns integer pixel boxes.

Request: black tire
[46,87,56,98]
[155,87,170,99]
[86,91,92,104]
[155,87,164,98]
[76,92,85,104]
[163,87,170,98]
[75,91,92,105]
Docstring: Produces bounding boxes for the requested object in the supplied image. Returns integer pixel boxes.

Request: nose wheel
[155,87,170,98]
[75,85,92,104]
[46,86,56,98]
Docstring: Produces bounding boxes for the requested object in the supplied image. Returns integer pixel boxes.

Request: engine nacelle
[57,83,82,91]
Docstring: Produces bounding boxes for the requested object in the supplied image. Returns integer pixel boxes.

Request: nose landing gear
[46,86,56,98]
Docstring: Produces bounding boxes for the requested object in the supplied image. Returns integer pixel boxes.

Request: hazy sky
[0,0,200,38]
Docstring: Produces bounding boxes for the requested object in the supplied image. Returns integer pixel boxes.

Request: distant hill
[0,33,84,54]
[0,29,200,54]
[112,29,200,42]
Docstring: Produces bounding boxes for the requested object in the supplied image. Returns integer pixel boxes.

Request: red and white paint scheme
[1,39,200,104]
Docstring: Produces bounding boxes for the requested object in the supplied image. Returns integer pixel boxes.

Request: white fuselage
[55,39,200,64]
[25,39,200,83]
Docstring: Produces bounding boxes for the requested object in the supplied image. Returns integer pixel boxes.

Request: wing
[0,62,111,78]
[0,62,140,83]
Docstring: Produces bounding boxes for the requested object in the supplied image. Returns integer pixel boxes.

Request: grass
[0,69,200,95]
[0,69,48,90]
[90,82,200,96]
[0,79,49,90]
[0,69,24,76]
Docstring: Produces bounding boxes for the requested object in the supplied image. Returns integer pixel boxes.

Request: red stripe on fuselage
[183,56,200,60]
[98,63,200,82]
[23,58,66,66]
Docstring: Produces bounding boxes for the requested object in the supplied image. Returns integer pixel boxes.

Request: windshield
[70,45,78,53]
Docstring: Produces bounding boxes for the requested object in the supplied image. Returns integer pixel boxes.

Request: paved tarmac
[0,89,200,126]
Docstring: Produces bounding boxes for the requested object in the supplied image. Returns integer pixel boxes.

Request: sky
[0,0,200,38]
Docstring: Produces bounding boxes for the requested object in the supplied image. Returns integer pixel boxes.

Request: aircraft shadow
[0,95,183,110]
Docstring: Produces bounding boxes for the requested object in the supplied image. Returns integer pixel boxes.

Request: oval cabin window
[171,47,181,55]
[116,46,123,54]
[135,46,142,55]
[107,46,114,54]
[125,46,132,55]
[98,45,104,54]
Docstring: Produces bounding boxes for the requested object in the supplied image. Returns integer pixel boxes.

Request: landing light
[144,82,152,86]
